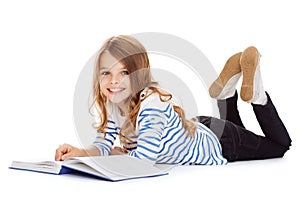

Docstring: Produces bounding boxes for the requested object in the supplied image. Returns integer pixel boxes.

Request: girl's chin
[108,96,131,105]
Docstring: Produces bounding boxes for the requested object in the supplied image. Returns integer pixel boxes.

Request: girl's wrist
[84,146,101,156]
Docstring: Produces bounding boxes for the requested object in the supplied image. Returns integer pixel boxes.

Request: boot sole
[240,46,259,102]
[209,52,242,98]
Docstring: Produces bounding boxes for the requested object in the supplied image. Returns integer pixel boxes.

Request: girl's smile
[107,87,126,93]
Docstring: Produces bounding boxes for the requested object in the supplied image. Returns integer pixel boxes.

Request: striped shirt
[93,92,228,165]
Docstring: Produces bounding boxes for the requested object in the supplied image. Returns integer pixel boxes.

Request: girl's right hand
[55,143,87,161]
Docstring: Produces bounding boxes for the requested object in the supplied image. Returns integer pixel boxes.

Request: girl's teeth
[110,88,123,92]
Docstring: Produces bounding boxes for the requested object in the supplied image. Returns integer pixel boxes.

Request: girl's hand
[55,143,87,161]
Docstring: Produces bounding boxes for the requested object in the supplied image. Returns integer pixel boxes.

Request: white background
[1,0,299,207]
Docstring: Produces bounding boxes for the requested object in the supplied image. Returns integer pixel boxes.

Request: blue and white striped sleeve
[92,120,119,156]
[129,103,169,164]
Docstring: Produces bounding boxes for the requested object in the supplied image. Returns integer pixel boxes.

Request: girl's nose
[110,74,120,85]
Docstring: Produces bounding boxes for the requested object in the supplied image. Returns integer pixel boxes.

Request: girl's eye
[101,71,110,76]
[121,70,129,75]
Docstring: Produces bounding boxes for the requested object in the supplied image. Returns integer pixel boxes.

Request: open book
[9,155,172,181]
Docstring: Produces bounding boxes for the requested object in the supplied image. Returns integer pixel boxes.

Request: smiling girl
[55,35,291,165]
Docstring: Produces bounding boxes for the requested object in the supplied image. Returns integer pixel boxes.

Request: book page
[65,155,168,180]
[10,160,63,174]
[63,159,125,181]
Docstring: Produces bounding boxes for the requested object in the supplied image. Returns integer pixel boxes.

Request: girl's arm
[55,119,119,160]
[128,95,169,164]
[92,120,119,156]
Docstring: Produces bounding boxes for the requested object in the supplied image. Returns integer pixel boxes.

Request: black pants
[195,91,292,162]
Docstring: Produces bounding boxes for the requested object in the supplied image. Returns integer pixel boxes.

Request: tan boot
[240,46,267,105]
[209,52,242,99]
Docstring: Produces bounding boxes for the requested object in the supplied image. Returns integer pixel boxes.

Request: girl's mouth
[107,88,125,94]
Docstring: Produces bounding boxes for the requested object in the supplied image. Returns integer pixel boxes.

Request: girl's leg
[199,114,290,162]
[206,46,291,161]
[223,92,291,162]
[252,92,292,148]
[217,90,245,128]
[221,46,292,161]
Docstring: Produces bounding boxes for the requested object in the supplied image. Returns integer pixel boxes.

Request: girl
[55,35,291,164]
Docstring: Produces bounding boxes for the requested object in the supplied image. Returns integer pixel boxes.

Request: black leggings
[195,91,292,162]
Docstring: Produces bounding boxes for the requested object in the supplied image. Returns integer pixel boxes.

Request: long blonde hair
[91,35,196,147]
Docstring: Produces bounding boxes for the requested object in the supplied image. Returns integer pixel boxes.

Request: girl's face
[99,51,132,108]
